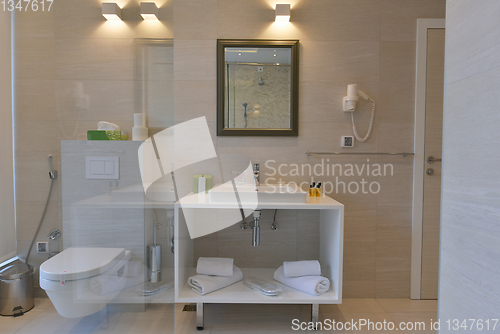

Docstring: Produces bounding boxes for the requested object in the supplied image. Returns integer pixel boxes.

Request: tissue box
[87,130,127,140]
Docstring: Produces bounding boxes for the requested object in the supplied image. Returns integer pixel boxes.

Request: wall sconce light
[275,4,290,22]
[102,2,122,21]
[141,2,159,20]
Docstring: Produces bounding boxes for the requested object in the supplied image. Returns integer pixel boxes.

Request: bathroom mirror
[217,39,299,136]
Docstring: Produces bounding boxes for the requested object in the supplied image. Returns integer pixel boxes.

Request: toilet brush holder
[148,244,162,283]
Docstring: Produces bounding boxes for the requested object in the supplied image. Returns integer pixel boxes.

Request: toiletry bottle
[315,182,322,197]
[309,182,316,197]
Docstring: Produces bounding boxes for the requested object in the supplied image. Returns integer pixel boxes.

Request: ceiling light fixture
[275,4,290,22]
[141,2,159,20]
[102,2,122,21]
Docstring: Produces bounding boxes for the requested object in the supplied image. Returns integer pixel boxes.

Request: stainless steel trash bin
[0,264,35,316]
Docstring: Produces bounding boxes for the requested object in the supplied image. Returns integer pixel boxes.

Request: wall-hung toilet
[40,247,131,318]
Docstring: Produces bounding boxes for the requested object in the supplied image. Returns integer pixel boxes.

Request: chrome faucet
[253,163,260,186]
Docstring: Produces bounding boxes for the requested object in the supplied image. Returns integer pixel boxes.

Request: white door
[420,28,445,299]
[411,19,445,300]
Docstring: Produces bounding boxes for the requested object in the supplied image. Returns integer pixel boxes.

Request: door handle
[427,156,442,164]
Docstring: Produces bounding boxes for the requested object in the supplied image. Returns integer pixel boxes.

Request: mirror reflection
[217,40,299,136]
[224,47,291,129]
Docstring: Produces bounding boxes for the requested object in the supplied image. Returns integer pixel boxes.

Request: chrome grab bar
[305,152,414,157]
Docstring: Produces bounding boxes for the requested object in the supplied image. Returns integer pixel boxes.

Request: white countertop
[72,190,343,210]
[176,192,343,210]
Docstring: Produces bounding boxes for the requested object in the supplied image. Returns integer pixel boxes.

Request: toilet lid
[40,248,125,281]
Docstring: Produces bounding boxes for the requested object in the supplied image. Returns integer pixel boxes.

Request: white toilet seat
[40,247,126,282]
[40,247,131,318]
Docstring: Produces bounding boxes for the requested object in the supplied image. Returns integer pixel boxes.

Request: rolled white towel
[283,260,321,277]
[188,265,243,295]
[196,257,234,277]
[274,265,330,296]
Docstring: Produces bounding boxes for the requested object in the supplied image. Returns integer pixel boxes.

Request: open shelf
[177,268,339,304]
[174,196,344,307]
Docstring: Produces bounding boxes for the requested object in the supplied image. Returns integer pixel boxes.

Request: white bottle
[132,113,148,141]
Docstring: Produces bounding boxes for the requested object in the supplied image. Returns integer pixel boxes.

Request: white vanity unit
[174,193,344,330]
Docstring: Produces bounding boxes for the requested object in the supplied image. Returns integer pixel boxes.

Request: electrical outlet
[37,242,49,253]
[257,66,264,72]
[341,136,354,148]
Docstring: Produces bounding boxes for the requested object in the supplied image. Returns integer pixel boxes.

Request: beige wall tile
[15,200,59,241]
[375,280,410,298]
[380,41,416,83]
[54,39,135,81]
[344,215,376,244]
[15,120,58,161]
[296,235,319,261]
[15,80,56,121]
[343,241,376,282]
[377,123,414,153]
[380,0,446,41]
[218,135,298,164]
[216,0,274,40]
[376,257,410,282]
[174,40,216,81]
[378,81,415,123]
[218,240,296,268]
[15,38,55,80]
[343,280,375,298]
[294,0,381,41]
[15,159,60,202]
[174,0,217,40]
[175,80,217,122]
[54,80,136,122]
[14,10,54,39]
[54,5,137,39]
[300,40,380,82]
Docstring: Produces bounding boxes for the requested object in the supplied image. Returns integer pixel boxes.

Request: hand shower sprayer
[48,155,58,180]
[25,155,58,265]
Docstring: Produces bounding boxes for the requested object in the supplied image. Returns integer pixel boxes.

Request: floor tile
[4,297,441,334]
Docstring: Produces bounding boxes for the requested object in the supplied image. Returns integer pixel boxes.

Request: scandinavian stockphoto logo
[137,117,258,239]
[264,159,394,195]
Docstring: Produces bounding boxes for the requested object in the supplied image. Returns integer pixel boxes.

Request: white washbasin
[208,183,307,204]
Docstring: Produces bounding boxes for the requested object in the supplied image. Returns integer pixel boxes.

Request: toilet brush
[148,225,162,283]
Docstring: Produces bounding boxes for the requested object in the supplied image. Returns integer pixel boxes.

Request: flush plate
[86,156,119,179]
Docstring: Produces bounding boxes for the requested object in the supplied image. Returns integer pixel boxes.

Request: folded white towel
[188,265,243,295]
[274,265,330,296]
[196,257,234,276]
[283,260,321,277]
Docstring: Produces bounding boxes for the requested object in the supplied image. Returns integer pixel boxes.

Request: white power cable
[351,97,375,143]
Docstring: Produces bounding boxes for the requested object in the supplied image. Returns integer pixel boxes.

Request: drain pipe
[252,210,261,246]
